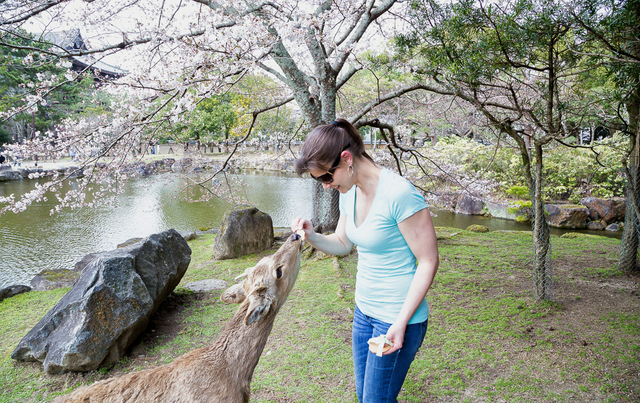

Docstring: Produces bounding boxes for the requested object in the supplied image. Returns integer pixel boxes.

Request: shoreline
[0,149,626,237]
[0,146,298,180]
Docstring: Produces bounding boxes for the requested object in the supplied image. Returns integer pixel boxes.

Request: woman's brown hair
[294,118,374,175]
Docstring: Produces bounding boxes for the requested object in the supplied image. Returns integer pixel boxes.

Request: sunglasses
[310,144,350,183]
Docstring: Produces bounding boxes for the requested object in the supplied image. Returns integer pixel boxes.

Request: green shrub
[507,200,532,213]
[424,135,626,201]
[506,186,530,199]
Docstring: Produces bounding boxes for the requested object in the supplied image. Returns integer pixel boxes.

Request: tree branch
[0,0,68,26]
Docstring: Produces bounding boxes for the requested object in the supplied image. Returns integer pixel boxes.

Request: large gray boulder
[545,204,589,228]
[579,197,625,224]
[213,204,273,260]
[11,229,191,374]
[455,194,485,215]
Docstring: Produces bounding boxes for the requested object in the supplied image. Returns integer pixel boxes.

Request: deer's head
[221,233,304,325]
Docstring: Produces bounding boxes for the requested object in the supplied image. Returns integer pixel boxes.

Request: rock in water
[11,229,191,373]
[455,194,485,215]
[544,204,589,229]
[579,197,625,224]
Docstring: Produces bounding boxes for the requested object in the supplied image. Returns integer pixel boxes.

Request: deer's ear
[245,294,272,325]
[234,266,255,280]
[221,282,247,304]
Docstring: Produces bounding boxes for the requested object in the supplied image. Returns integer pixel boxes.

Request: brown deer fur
[53,234,304,403]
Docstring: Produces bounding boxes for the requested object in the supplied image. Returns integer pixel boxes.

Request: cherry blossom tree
[0,0,419,216]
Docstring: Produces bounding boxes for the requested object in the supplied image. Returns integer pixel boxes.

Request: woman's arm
[384,208,439,354]
[291,213,354,256]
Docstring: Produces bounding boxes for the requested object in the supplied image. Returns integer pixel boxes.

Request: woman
[291,118,439,403]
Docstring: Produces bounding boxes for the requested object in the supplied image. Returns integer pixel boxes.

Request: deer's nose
[291,233,301,241]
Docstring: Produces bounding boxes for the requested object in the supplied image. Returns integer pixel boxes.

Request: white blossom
[1,0,410,215]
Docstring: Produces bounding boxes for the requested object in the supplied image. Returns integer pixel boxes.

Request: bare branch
[332,0,397,73]
[0,0,68,26]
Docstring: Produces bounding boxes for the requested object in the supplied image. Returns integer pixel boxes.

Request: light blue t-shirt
[339,168,429,324]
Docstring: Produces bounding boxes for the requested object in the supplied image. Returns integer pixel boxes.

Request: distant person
[291,118,439,403]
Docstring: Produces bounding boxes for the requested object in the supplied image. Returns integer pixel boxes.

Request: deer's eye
[275,266,283,279]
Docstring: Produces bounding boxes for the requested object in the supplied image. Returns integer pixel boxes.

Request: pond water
[0,171,621,288]
[0,171,314,288]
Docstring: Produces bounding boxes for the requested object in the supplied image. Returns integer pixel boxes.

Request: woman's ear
[341,150,354,166]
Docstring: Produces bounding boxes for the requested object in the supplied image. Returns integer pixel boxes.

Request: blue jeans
[352,305,428,403]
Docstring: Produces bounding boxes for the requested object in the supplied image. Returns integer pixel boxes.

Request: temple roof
[42,29,128,79]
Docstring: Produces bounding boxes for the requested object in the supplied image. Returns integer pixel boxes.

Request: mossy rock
[466,224,489,233]
[436,231,461,241]
[30,269,79,291]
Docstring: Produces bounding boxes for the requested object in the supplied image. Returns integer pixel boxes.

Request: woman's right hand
[291,217,312,240]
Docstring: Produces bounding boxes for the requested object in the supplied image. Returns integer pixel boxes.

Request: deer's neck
[210,303,281,386]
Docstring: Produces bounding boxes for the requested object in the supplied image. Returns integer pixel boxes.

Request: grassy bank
[0,228,638,402]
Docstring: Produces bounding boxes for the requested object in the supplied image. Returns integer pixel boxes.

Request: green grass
[0,228,638,402]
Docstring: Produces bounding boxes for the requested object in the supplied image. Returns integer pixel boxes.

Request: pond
[0,171,621,288]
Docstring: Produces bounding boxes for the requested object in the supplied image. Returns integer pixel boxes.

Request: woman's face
[309,152,352,193]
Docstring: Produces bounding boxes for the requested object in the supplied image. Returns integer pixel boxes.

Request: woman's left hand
[383,322,406,355]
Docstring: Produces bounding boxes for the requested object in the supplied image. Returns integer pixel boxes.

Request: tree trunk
[531,144,553,300]
[618,169,639,273]
[311,181,323,229]
[310,181,340,233]
[520,140,553,301]
[618,90,640,273]
[322,188,340,233]
[617,0,640,273]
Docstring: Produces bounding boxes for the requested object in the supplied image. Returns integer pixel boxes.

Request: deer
[53,232,304,403]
